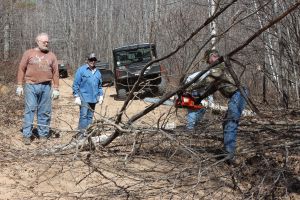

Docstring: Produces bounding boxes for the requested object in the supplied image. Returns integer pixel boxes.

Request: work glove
[52,89,60,100]
[74,96,81,106]
[16,85,23,96]
[97,95,103,105]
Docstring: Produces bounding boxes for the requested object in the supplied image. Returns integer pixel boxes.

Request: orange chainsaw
[175,93,204,110]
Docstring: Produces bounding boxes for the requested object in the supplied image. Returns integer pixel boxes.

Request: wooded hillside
[1,0,300,107]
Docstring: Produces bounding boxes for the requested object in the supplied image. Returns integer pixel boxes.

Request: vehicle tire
[59,70,68,78]
[117,88,127,99]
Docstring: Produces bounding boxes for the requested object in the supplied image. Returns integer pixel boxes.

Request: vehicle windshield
[115,46,156,67]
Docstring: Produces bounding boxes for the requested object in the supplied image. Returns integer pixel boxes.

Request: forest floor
[0,76,299,199]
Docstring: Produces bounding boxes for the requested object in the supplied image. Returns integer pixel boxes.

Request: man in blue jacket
[73,53,103,136]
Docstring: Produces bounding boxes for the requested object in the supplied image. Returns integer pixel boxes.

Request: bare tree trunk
[253,0,279,102]
[281,1,300,106]
[253,1,280,91]
[150,0,160,44]
[287,25,300,105]
[275,0,289,109]
[209,0,218,48]
[94,0,98,52]
[67,0,77,69]
[3,21,9,61]
[107,0,113,65]
[263,62,268,103]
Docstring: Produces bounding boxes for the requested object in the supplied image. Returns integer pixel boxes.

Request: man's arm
[187,71,220,100]
[16,51,29,85]
[72,67,82,97]
[52,54,59,89]
[188,63,226,98]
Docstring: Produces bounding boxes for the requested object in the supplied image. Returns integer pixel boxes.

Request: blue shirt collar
[84,64,96,71]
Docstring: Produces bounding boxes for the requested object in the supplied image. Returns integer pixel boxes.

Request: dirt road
[0,77,299,199]
[52,77,185,131]
[0,77,186,199]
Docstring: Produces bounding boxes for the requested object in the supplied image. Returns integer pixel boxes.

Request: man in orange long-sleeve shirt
[16,32,59,145]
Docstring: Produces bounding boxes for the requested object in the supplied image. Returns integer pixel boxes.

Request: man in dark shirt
[187,49,248,161]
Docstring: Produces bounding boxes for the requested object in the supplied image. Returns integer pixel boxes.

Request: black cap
[87,53,97,61]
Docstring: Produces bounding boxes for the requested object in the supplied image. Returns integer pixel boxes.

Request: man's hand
[97,95,103,105]
[16,85,23,96]
[74,97,81,106]
[52,89,60,100]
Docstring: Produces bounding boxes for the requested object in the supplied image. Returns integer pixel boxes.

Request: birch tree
[209,0,218,48]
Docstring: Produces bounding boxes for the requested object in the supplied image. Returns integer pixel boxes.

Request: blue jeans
[78,102,96,132]
[23,83,52,138]
[223,90,247,154]
[186,108,206,130]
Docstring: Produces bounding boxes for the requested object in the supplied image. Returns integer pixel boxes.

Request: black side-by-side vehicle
[112,43,166,99]
[95,61,114,87]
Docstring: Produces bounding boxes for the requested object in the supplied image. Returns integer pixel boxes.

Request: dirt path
[52,77,185,132]
[0,77,187,199]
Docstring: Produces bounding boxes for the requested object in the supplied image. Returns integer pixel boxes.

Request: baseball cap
[87,53,97,61]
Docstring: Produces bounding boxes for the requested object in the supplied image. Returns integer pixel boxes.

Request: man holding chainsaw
[185,49,248,162]
[183,72,213,131]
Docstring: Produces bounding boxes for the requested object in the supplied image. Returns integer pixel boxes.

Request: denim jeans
[223,89,247,154]
[23,83,52,138]
[186,108,206,130]
[78,102,96,132]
